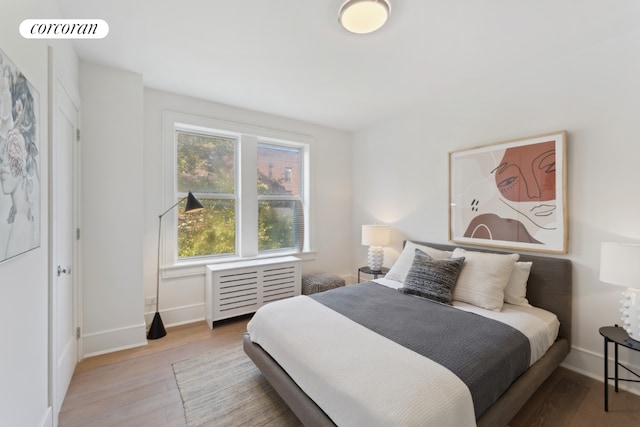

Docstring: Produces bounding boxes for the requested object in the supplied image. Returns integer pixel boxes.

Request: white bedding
[248,280,560,427]
[248,296,477,427]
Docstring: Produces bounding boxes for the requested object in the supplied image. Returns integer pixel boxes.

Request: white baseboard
[343,274,357,285]
[563,344,640,396]
[144,303,206,328]
[82,322,148,358]
[81,306,205,358]
[39,406,52,427]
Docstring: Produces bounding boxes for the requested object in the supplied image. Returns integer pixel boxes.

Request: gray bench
[301,273,345,295]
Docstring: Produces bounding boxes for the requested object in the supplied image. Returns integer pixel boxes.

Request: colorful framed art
[449,131,568,254]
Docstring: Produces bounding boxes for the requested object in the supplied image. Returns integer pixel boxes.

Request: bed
[243,241,572,426]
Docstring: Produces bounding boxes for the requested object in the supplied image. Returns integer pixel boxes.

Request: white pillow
[452,248,519,311]
[385,241,453,283]
[504,261,532,306]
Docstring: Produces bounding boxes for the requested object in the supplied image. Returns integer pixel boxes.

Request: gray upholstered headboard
[405,241,573,347]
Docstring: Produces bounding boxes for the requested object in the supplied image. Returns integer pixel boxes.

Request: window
[164,112,310,264]
[176,129,236,257]
[257,144,304,252]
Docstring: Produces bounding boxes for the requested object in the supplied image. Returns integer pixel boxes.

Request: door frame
[48,46,82,426]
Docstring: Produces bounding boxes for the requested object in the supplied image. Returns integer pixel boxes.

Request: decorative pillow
[400,249,465,305]
[451,248,519,311]
[504,261,533,306]
[385,241,453,283]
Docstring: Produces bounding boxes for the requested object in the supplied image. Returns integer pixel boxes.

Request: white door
[51,75,79,424]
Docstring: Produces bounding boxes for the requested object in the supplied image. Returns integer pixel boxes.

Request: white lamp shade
[362,225,390,246]
[600,242,640,288]
[339,0,390,34]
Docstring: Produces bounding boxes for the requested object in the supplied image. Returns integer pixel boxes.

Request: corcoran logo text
[20,19,109,39]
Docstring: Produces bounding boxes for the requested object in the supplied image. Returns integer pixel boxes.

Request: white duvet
[247,280,560,427]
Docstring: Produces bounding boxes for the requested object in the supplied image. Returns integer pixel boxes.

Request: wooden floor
[59,318,640,427]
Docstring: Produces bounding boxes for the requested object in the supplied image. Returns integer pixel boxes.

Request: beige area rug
[172,344,303,427]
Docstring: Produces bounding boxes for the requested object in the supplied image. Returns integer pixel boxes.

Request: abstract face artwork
[494,141,556,203]
[449,132,567,253]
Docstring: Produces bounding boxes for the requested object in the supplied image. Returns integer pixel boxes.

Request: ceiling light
[339,0,391,34]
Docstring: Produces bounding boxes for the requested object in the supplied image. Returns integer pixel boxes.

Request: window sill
[160,251,317,279]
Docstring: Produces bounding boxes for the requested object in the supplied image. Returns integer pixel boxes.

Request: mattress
[247,281,560,426]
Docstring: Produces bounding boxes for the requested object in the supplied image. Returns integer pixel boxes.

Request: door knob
[57,266,71,276]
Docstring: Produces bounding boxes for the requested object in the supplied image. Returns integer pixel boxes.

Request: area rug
[172,344,302,427]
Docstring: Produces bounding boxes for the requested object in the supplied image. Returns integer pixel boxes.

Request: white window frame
[161,111,313,270]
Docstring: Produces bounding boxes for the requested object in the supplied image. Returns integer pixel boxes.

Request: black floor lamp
[148,191,204,340]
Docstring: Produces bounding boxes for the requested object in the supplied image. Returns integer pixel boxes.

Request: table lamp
[361,224,390,273]
[600,242,640,341]
[148,191,204,340]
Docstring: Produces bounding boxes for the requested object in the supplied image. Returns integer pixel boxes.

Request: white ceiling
[56,0,639,131]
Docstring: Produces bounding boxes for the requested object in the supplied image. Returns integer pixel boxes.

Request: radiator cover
[205,256,301,328]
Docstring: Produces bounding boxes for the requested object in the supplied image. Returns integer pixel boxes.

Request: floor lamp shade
[600,242,640,340]
[148,192,204,340]
[362,225,390,272]
[184,191,205,213]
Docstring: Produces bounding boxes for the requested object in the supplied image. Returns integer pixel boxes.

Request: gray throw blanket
[311,282,531,418]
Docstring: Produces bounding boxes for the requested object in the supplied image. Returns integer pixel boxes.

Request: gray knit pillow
[400,249,465,305]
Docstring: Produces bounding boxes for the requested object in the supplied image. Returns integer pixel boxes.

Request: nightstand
[599,325,640,411]
[358,266,389,283]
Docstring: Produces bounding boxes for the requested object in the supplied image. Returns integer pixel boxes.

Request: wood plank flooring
[59,318,640,427]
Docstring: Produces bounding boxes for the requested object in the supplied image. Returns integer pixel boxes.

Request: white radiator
[205,256,301,328]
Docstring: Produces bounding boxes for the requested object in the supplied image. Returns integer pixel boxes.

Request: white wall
[351,28,640,391]
[79,63,146,356]
[0,37,50,426]
[143,88,353,326]
[0,1,78,426]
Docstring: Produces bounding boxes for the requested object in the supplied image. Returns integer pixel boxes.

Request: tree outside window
[174,129,306,260]
[176,130,236,257]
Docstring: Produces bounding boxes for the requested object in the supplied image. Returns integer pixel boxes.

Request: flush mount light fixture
[339,0,391,34]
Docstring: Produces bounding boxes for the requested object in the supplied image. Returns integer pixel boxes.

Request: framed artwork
[449,131,567,253]
[0,48,41,263]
